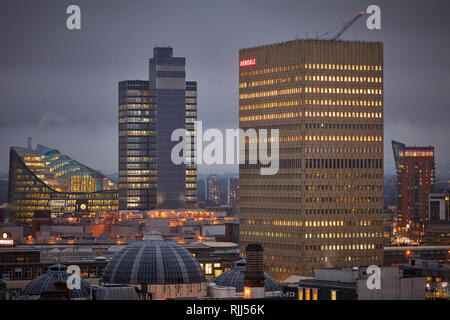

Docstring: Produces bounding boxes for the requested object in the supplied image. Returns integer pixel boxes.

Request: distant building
[383,207,394,245]
[228,177,239,214]
[197,177,206,203]
[32,211,51,238]
[407,258,450,299]
[429,192,450,221]
[392,141,435,242]
[8,142,118,223]
[207,175,220,205]
[384,245,450,266]
[281,266,425,300]
[425,221,450,245]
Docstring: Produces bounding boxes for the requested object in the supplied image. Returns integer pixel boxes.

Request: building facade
[238,40,384,281]
[118,47,197,210]
[118,80,156,210]
[429,192,450,221]
[228,176,239,214]
[207,175,220,205]
[8,143,118,223]
[392,141,435,242]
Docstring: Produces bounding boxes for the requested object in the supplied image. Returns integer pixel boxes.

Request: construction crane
[318,11,364,41]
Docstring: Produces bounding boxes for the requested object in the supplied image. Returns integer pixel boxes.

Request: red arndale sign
[240,58,256,67]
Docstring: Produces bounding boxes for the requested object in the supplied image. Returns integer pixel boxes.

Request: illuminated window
[298,288,303,300]
[312,288,318,300]
[331,290,337,300]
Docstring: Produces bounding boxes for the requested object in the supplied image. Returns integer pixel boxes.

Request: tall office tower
[149,47,196,209]
[239,40,385,281]
[392,141,435,243]
[118,80,157,210]
[119,48,197,210]
[207,175,220,205]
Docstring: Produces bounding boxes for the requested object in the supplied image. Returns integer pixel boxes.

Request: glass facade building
[118,80,157,210]
[118,47,197,210]
[8,144,118,223]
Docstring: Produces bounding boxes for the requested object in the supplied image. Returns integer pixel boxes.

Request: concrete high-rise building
[118,47,197,210]
[239,40,384,281]
[392,141,435,243]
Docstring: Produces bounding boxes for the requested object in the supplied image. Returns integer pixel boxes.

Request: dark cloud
[1,0,450,174]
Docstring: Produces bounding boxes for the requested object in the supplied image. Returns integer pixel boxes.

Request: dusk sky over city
[1,0,450,175]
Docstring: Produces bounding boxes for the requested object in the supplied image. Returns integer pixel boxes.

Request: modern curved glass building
[8,143,118,223]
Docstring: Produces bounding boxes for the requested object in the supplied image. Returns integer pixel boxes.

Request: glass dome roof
[212,259,281,293]
[102,233,206,285]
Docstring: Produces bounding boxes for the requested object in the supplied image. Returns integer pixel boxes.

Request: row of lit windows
[240,100,301,111]
[239,63,382,77]
[304,87,382,95]
[239,87,302,99]
[239,76,302,88]
[304,135,382,142]
[240,64,302,76]
[305,63,382,71]
[118,176,154,183]
[306,147,382,154]
[304,74,382,83]
[240,75,382,90]
[119,104,150,110]
[54,167,80,178]
[246,219,356,227]
[305,110,382,118]
[119,170,153,176]
[24,162,45,167]
[305,196,382,203]
[245,134,382,143]
[240,111,382,122]
[119,130,155,136]
[23,156,41,161]
[305,184,382,192]
[119,117,150,123]
[119,110,151,118]
[241,229,382,239]
[126,97,149,103]
[240,100,382,112]
[240,111,301,121]
[304,99,382,107]
[118,183,155,189]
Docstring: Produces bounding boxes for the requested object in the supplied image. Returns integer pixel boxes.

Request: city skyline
[1,0,450,176]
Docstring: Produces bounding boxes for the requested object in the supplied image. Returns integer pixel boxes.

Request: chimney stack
[244,243,265,299]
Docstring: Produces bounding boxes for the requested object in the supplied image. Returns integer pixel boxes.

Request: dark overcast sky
[1,0,449,175]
